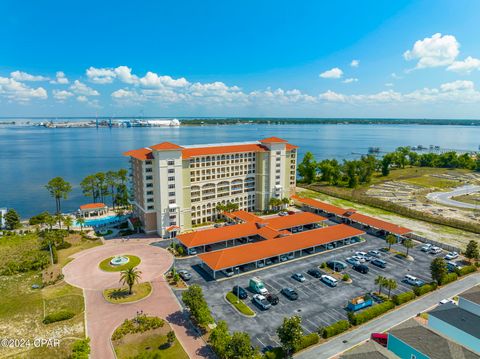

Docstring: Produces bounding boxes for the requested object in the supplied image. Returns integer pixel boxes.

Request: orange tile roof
[150,142,184,151]
[347,212,412,235]
[259,136,288,143]
[176,222,262,248]
[262,212,326,230]
[223,210,262,223]
[181,144,268,159]
[198,224,365,270]
[286,143,299,151]
[123,148,153,160]
[79,203,107,210]
[292,195,412,235]
[292,195,347,216]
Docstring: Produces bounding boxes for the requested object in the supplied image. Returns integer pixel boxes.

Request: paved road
[427,184,480,209]
[63,239,213,359]
[296,273,480,359]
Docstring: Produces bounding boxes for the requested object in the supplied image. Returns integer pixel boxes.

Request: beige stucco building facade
[124,137,297,236]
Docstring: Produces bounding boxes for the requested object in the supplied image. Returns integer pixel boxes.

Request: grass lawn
[99,255,141,272]
[103,282,152,304]
[226,292,255,316]
[113,326,188,359]
[369,167,469,186]
[452,193,480,205]
[0,232,102,358]
[400,176,460,189]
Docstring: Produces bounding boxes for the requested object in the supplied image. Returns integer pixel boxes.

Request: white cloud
[342,78,358,84]
[0,76,48,102]
[139,72,189,88]
[350,60,359,68]
[318,90,346,102]
[404,33,459,69]
[76,95,88,102]
[447,56,480,74]
[114,66,139,84]
[385,83,394,87]
[440,80,474,92]
[53,90,74,101]
[69,80,100,96]
[86,67,116,84]
[391,72,403,80]
[50,71,69,84]
[319,67,343,79]
[10,71,49,82]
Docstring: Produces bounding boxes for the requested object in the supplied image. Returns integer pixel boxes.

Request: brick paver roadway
[63,239,213,359]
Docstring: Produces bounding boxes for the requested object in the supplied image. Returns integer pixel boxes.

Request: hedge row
[349,301,395,326]
[43,310,75,324]
[302,184,480,234]
[414,283,437,297]
[392,291,416,305]
[440,272,458,286]
[295,333,320,352]
[457,265,477,276]
[322,320,350,338]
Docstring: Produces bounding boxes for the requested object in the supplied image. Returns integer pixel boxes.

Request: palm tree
[45,177,72,214]
[402,238,414,257]
[63,216,73,232]
[375,275,386,295]
[45,213,56,231]
[386,234,397,251]
[55,213,64,229]
[386,278,397,299]
[281,197,290,208]
[120,267,142,295]
[76,217,85,232]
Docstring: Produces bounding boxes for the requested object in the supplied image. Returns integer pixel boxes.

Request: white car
[352,255,366,263]
[253,294,271,310]
[430,246,442,255]
[355,251,367,257]
[444,251,459,260]
[421,243,433,252]
[278,211,288,216]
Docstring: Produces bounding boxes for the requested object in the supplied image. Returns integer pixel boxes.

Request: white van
[403,274,421,285]
[321,274,338,287]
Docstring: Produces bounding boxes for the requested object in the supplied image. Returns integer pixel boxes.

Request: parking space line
[305,318,320,331]
[301,324,313,334]
[321,310,340,323]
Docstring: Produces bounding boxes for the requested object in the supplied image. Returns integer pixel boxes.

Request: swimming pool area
[75,214,130,228]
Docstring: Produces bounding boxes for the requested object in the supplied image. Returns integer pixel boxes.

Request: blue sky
[2,0,480,118]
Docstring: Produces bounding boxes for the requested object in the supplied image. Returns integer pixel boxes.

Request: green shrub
[322,320,350,338]
[43,310,75,324]
[264,347,285,359]
[440,272,458,286]
[51,245,58,264]
[71,338,90,359]
[342,274,350,281]
[457,265,477,276]
[320,262,327,269]
[56,241,72,250]
[413,283,437,296]
[392,291,416,305]
[349,301,395,325]
[112,315,165,340]
[176,245,185,256]
[294,333,319,352]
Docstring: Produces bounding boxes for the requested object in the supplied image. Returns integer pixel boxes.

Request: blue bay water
[1,123,479,218]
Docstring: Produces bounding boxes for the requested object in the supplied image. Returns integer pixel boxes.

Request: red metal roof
[79,203,107,210]
[198,224,365,271]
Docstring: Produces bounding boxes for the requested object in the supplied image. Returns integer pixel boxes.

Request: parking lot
[171,234,447,350]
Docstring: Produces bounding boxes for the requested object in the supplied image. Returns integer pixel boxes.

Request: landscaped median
[103,282,152,304]
[225,292,255,317]
[99,255,141,272]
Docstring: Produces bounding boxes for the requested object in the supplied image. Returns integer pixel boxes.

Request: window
[276,151,281,155]
[168,184,175,189]
[167,160,174,165]
[146,175,153,180]
[146,183,153,188]
[146,190,153,195]
[169,208,176,213]
[168,168,174,174]
[147,205,154,210]
[146,168,152,172]
[145,160,152,165]
[169,192,175,197]
[147,198,154,203]
[168,176,175,181]
[275,175,280,179]
[169,199,175,204]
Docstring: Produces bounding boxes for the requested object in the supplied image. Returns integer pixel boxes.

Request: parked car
[445,251,459,260]
[371,259,387,268]
[287,253,295,260]
[252,294,271,310]
[222,268,234,277]
[353,264,369,274]
[304,247,314,254]
[287,210,296,215]
[205,245,212,252]
[430,246,442,255]
[321,274,338,287]
[280,255,288,262]
[278,211,288,216]
[346,257,361,266]
[232,285,248,299]
[178,269,192,281]
[266,293,279,305]
[292,273,306,282]
[214,223,222,228]
[403,274,424,287]
[355,251,367,257]
[367,250,381,258]
[421,243,433,252]
[281,287,299,300]
[257,261,265,268]
[352,255,366,263]
[447,261,463,272]
[439,298,455,305]
[327,260,347,272]
[326,243,335,250]
[188,248,197,255]
[307,268,322,278]
[265,258,273,265]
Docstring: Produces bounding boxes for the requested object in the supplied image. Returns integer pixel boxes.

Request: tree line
[79,169,129,209]
[298,147,480,187]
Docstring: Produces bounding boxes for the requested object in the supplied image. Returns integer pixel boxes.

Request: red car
[371,333,388,347]
[287,210,295,215]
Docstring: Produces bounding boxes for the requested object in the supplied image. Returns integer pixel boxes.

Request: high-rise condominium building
[124,137,298,236]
